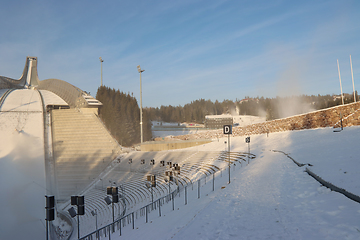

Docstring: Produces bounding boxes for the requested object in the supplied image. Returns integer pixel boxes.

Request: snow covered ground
[0,89,46,240]
[1,89,360,240]
[103,126,360,240]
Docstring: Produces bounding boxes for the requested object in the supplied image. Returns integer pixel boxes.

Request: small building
[204,115,233,129]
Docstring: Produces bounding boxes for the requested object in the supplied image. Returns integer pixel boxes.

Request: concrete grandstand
[1,57,243,239]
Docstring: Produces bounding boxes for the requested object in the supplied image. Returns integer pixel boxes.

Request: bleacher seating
[52,108,122,202]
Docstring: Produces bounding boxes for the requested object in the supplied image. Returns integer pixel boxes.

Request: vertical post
[119,219,122,236]
[145,206,148,223]
[151,187,153,210]
[140,71,143,144]
[119,218,122,236]
[159,199,161,216]
[172,192,175,210]
[198,179,200,199]
[77,214,80,239]
[212,172,215,191]
[95,209,98,238]
[45,195,55,240]
[337,59,344,105]
[340,111,343,130]
[137,66,144,144]
[112,202,114,225]
[132,212,135,229]
[350,55,356,102]
[185,186,187,205]
[46,220,49,240]
[228,134,230,183]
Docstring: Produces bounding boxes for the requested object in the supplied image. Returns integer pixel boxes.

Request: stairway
[52,108,122,202]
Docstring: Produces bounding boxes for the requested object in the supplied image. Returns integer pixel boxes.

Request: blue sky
[0,0,359,107]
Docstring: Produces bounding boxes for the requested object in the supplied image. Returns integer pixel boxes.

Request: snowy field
[103,126,360,240]
[1,89,360,240]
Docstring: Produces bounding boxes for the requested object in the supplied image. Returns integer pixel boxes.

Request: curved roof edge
[0,56,102,108]
[0,56,40,89]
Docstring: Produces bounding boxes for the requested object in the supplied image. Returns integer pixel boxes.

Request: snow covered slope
[105,126,360,240]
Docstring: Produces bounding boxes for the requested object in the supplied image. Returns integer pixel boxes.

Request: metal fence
[79,169,228,240]
[78,157,253,240]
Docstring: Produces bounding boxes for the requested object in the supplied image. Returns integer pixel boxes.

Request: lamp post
[137,65,145,144]
[99,57,104,87]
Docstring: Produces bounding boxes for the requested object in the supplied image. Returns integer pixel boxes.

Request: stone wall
[166,102,360,141]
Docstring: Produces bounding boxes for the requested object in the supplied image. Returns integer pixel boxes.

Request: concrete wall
[170,102,360,140]
[141,139,212,151]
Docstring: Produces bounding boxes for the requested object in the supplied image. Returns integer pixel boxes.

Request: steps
[52,108,122,202]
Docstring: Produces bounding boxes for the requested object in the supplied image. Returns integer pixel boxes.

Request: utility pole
[350,55,356,102]
[337,59,344,105]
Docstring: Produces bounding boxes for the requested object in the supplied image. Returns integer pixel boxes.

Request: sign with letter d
[223,125,232,134]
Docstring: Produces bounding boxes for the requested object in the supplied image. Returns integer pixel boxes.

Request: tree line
[96,86,152,147]
[144,92,358,123]
[96,85,357,146]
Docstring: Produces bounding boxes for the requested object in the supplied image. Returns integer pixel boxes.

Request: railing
[79,153,255,240]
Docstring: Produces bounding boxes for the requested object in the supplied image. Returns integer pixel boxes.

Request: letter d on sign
[223,125,232,134]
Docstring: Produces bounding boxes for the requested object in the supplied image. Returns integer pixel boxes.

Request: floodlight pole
[350,55,356,102]
[99,57,104,87]
[337,59,344,105]
[137,65,145,144]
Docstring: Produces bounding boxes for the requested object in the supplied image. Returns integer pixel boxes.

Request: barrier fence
[79,153,255,240]
[80,172,217,239]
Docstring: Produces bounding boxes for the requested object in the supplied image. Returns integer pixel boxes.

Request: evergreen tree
[96,86,152,147]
